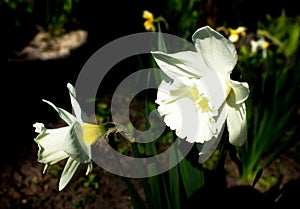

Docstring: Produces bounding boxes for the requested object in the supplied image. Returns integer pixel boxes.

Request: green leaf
[252,168,263,187]
[157,23,167,53]
[169,164,181,209]
[168,132,181,209]
[131,143,152,206]
[148,164,163,209]
[147,163,172,209]
[124,178,147,209]
[179,157,205,198]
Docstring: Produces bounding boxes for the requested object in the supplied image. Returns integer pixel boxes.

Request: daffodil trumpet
[33,83,104,191]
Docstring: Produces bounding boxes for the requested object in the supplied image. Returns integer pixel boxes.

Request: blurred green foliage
[0,0,33,27]
[1,0,80,36]
[235,10,300,186]
[257,10,300,58]
[80,173,101,189]
[33,0,80,36]
[164,0,206,39]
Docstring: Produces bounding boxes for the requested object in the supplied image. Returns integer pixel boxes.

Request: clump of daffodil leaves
[33,83,104,191]
[152,26,250,162]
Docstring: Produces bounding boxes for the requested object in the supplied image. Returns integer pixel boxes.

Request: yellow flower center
[225,83,232,98]
[190,82,231,113]
[191,87,210,113]
[82,123,104,145]
[196,97,210,113]
[263,40,270,49]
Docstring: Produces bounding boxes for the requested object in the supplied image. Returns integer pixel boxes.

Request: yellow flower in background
[250,36,270,58]
[152,26,250,162]
[228,26,247,43]
[33,83,103,191]
[143,10,156,32]
[142,10,169,32]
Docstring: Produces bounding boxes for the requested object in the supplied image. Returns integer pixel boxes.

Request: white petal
[151,51,210,80]
[86,162,93,175]
[168,97,211,143]
[236,26,247,33]
[42,99,77,125]
[156,79,216,143]
[227,78,250,104]
[192,26,237,76]
[229,34,239,43]
[58,157,81,191]
[187,108,212,143]
[198,103,228,162]
[161,104,182,132]
[198,123,225,163]
[156,80,192,128]
[156,81,180,131]
[67,83,89,123]
[226,97,247,146]
[63,121,91,163]
[33,122,69,166]
[195,72,228,110]
[155,79,188,108]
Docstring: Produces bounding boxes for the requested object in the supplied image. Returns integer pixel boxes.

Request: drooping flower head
[33,83,103,191]
[143,10,156,32]
[142,10,169,32]
[152,26,250,162]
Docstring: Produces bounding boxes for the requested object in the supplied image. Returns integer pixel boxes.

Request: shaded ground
[0,143,144,209]
[0,124,299,209]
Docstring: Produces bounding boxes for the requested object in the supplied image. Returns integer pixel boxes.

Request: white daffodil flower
[152,26,250,162]
[33,83,103,191]
[250,36,270,58]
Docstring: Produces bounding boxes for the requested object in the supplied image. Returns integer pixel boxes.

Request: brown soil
[0,130,299,209]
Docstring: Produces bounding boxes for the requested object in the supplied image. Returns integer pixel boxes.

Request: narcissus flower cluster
[152,26,250,162]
